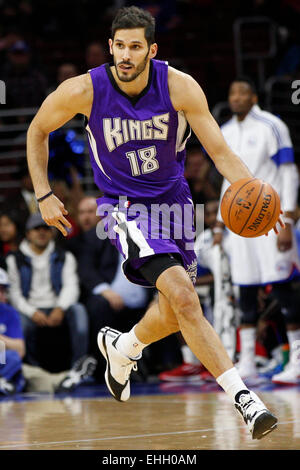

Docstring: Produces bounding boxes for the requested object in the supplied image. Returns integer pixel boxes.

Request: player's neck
[111,61,151,97]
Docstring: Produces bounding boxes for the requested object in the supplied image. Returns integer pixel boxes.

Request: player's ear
[149,43,158,59]
[108,39,113,55]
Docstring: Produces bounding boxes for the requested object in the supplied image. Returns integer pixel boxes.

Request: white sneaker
[236,361,258,379]
[97,327,139,402]
[235,390,277,439]
[272,362,300,385]
[0,377,16,396]
[55,355,97,393]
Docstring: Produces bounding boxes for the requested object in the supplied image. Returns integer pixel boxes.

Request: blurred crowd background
[0,0,300,394]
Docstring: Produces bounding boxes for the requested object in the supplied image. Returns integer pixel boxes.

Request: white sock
[216,367,249,402]
[116,326,148,360]
[287,329,300,346]
[181,345,200,365]
[239,327,256,364]
[287,329,300,366]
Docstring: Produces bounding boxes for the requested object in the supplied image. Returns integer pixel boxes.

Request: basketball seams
[253,186,278,237]
[227,178,257,232]
[223,178,280,238]
[238,182,264,236]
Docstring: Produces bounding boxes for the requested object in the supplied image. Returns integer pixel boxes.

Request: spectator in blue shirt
[0,268,26,395]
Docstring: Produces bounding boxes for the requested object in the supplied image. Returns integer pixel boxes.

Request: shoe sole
[97,327,126,403]
[252,412,278,440]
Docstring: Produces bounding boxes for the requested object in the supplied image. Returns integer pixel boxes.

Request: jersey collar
[105,60,153,107]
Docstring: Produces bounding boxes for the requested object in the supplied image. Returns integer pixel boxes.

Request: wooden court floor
[0,386,299,450]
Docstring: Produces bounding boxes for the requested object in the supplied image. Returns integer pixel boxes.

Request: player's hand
[47,307,65,327]
[38,194,72,236]
[277,223,293,252]
[32,310,49,327]
[101,289,125,311]
[265,210,285,236]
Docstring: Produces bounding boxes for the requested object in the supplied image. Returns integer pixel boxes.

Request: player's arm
[169,69,252,184]
[27,74,93,235]
[169,68,284,234]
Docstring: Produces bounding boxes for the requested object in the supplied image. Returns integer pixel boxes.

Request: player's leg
[155,265,233,377]
[99,263,277,439]
[97,290,180,402]
[155,267,277,439]
[236,285,260,378]
[133,290,180,344]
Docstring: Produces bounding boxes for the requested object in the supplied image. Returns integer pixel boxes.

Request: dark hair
[111,6,155,46]
[0,210,24,243]
[233,76,257,95]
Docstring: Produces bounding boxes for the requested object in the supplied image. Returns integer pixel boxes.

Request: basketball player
[27,7,280,438]
[214,77,300,384]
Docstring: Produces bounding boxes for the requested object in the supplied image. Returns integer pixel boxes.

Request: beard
[114,50,149,82]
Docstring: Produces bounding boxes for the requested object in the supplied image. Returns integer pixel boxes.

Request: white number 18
[126,145,159,177]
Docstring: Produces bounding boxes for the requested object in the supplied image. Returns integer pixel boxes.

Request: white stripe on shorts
[112,211,155,259]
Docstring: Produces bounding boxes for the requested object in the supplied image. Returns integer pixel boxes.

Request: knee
[168,283,201,321]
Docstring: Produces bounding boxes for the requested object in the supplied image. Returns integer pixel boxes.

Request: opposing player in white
[214,77,300,383]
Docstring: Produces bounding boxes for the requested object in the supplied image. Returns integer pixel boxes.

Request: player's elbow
[27,116,48,142]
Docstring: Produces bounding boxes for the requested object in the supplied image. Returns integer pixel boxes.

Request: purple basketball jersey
[86,59,191,199]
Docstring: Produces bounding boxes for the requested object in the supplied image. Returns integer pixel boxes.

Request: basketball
[220,178,281,237]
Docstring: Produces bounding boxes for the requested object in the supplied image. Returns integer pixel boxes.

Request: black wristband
[37,190,53,203]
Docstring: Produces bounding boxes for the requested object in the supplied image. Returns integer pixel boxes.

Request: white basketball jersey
[217,104,300,285]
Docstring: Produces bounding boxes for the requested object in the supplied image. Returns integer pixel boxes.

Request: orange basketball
[220,178,281,237]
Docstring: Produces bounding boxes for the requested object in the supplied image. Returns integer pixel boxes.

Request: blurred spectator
[47,62,79,94]
[0,267,26,395]
[85,41,107,70]
[6,213,90,377]
[276,44,300,78]
[66,197,151,382]
[66,196,100,258]
[0,210,24,258]
[0,1,34,38]
[48,128,86,192]
[1,164,38,228]
[184,145,221,204]
[1,40,47,111]
[215,77,300,384]
[130,0,181,33]
[66,197,117,294]
[76,196,100,233]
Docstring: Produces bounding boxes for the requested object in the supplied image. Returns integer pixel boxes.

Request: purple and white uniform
[86,59,197,286]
